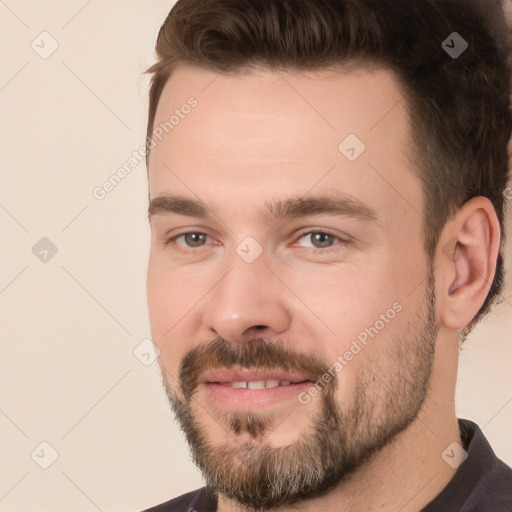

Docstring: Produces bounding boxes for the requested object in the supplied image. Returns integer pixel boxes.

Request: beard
[160,271,438,511]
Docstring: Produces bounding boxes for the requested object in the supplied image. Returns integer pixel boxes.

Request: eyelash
[165,230,348,254]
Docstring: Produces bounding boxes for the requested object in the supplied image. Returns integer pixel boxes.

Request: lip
[201,368,311,384]
[200,368,313,411]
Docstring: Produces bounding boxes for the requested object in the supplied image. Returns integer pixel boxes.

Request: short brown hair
[145,0,512,338]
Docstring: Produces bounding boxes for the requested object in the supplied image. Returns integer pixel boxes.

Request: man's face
[147,64,439,508]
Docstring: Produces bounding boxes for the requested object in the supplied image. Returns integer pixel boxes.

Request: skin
[146,63,500,511]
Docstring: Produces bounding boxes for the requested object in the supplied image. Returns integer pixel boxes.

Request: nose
[202,255,292,343]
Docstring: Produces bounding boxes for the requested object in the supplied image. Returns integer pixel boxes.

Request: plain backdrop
[0,1,511,511]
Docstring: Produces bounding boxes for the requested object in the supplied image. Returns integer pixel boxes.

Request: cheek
[147,254,199,369]
[146,255,172,334]
[283,262,399,343]
[331,282,428,405]
[286,260,414,376]
[147,250,195,326]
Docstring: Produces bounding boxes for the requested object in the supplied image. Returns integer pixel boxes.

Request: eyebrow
[148,193,377,224]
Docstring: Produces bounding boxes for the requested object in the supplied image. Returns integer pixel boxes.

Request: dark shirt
[142,419,512,511]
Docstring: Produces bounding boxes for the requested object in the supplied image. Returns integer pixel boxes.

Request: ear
[436,196,501,330]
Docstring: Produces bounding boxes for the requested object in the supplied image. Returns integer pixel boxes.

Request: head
[145,0,511,509]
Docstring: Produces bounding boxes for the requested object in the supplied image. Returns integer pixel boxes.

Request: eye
[295,231,347,252]
[168,232,214,249]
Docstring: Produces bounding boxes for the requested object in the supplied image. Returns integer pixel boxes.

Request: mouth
[199,369,313,411]
[218,379,305,389]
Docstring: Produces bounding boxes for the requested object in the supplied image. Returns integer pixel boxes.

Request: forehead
[148,63,421,224]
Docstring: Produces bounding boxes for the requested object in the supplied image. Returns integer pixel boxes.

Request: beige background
[0,1,511,511]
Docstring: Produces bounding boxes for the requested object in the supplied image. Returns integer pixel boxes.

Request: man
[143,0,512,510]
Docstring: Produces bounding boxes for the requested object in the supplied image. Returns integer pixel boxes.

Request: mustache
[178,337,332,399]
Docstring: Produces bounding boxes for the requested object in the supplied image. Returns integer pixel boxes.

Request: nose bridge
[203,248,291,341]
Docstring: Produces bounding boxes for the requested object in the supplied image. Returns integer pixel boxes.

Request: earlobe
[438,197,500,330]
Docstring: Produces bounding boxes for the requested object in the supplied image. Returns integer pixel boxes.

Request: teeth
[248,380,266,389]
[224,380,296,388]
